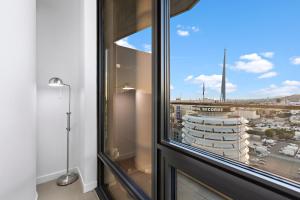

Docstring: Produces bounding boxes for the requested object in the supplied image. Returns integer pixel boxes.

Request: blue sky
[116,0,300,100]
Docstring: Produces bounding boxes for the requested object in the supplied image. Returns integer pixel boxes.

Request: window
[104,166,135,200]
[169,0,300,185]
[101,0,152,198]
[177,170,230,200]
[97,0,300,199]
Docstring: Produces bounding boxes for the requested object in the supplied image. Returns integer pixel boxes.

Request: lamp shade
[48,77,64,87]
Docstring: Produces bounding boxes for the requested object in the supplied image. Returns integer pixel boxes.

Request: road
[171,101,300,110]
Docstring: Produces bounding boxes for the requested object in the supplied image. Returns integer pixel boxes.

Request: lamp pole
[56,83,79,186]
[65,84,71,175]
[48,77,78,186]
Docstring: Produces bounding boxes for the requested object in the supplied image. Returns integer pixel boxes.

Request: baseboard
[82,180,97,193]
[76,167,97,193]
[36,167,78,185]
[36,167,97,193]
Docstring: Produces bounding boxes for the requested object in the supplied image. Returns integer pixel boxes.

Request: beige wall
[135,49,152,173]
[112,45,152,173]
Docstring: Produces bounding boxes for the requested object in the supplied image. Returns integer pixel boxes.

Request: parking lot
[249,139,300,182]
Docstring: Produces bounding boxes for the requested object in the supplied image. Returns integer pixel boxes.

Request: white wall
[36,0,81,183]
[0,1,37,200]
[79,0,97,192]
[36,0,97,192]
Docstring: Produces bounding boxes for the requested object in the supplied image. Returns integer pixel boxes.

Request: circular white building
[182,106,249,163]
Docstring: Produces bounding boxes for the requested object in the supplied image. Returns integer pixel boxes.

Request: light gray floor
[37,180,99,200]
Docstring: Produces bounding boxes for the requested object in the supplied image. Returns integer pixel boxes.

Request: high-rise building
[181,106,250,163]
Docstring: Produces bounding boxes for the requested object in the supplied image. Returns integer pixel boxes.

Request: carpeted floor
[37,180,99,200]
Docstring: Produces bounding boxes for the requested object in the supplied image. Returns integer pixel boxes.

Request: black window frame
[96,0,154,199]
[96,0,300,199]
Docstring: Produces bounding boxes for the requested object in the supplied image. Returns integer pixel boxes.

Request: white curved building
[182,106,250,163]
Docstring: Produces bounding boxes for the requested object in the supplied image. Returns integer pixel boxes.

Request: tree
[275,129,295,140]
[265,129,274,138]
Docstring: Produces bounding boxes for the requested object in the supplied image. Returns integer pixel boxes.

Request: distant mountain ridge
[226,94,300,103]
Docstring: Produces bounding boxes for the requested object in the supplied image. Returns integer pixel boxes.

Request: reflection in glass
[104,166,134,200]
[177,170,231,200]
[170,0,300,184]
[103,0,152,197]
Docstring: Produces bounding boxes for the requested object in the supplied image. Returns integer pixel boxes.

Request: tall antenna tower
[221,49,226,102]
[202,82,205,101]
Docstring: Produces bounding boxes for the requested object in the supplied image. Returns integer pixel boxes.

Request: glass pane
[103,0,152,197]
[170,0,300,184]
[177,170,231,200]
[104,166,134,200]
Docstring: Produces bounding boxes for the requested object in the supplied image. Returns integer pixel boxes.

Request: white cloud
[258,71,278,79]
[144,44,151,53]
[190,74,237,93]
[240,53,261,60]
[191,26,200,32]
[260,52,274,58]
[115,37,136,49]
[176,24,199,37]
[170,84,174,90]
[256,80,300,97]
[177,30,189,36]
[283,80,300,86]
[184,75,193,81]
[290,56,300,65]
[233,53,273,73]
[225,82,237,93]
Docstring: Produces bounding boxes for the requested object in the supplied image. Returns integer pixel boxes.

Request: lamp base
[56,172,79,186]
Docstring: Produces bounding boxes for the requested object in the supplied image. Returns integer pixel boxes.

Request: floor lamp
[48,77,79,186]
